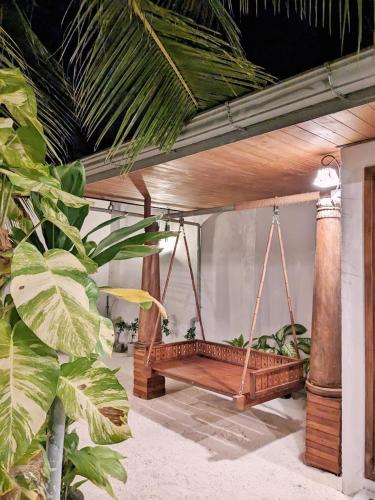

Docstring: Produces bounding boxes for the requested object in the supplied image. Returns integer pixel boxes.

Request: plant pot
[126,343,134,357]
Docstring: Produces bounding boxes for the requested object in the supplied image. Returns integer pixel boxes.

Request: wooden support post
[305,196,342,475]
[133,195,165,399]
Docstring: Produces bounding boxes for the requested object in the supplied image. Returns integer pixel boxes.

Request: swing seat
[149,340,305,410]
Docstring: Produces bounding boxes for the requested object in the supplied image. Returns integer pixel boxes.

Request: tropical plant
[62,426,127,500]
[0,69,171,499]
[184,324,197,340]
[0,1,369,167]
[252,323,309,357]
[252,323,311,374]
[224,334,249,348]
[0,0,273,166]
[162,317,172,336]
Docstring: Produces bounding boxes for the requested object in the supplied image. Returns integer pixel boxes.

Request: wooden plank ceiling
[85,103,375,211]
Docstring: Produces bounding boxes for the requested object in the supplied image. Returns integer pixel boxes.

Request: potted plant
[126,318,139,357]
[113,317,127,353]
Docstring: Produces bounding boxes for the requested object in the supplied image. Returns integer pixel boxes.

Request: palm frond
[0,0,76,162]
[66,0,272,168]
[155,0,242,51]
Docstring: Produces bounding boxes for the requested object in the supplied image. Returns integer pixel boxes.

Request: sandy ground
[76,353,348,500]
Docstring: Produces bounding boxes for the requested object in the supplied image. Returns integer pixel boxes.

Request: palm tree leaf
[67,0,272,166]
[0,1,76,161]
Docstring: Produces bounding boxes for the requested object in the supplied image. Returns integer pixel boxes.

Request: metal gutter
[84,48,375,184]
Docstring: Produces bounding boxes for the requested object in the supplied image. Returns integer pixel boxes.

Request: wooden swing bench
[148,339,305,410]
[144,208,306,411]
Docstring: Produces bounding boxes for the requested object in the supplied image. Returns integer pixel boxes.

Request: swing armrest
[252,359,304,376]
[249,359,305,399]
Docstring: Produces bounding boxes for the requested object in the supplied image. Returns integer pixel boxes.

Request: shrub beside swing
[145,207,305,410]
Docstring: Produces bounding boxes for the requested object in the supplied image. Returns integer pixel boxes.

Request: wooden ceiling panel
[86,103,375,211]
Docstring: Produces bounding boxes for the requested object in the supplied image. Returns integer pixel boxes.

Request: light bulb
[313,167,340,189]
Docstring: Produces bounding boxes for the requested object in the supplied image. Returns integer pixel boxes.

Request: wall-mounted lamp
[313,154,341,191]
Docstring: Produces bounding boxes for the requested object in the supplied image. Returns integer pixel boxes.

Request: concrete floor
[77,353,348,500]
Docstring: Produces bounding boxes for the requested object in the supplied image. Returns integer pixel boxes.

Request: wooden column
[305,196,342,475]
[133,195,165,399]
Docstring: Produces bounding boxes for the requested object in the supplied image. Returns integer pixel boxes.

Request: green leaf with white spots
[57,357,130,444]
[0,320,59,471]
[10,243,100,357]
[280,341,297,358]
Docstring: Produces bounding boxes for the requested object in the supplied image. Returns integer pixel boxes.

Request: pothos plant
[0,68,174,499]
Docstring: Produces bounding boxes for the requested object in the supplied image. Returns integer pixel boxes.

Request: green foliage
[252,323,310,373]
[57,357,131,444]
[0,319,59,470]
[0,69,171,497]
[184,325,197,340]
[65,0,272,166]
[62,429,127,499]
[162,318,172,336]
[225,324,310,370]
[224,334,249,348]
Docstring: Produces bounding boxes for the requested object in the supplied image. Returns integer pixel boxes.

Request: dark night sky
[26,0,374,79]
[19,0,375,157]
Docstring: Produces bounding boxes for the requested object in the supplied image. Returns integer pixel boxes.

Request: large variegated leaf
[57,357,130,444]
[96,317,115,357]
[101,288,167,318]
[0,167,88,208]
[39,198,86,256]
[85,277,114,357]
[0,320,59,470]
[66,446,127,498]
[10,243,100,357]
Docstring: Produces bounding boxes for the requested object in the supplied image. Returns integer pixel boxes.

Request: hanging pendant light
[313,155,341,190]
[313,167,340,189]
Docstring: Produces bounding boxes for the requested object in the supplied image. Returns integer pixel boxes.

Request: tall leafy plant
[0,68,172,499]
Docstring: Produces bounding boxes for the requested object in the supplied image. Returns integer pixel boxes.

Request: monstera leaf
[10,243,100,357]
[0,319,59,471]
[57,357,131,444]
[66,446,127,498]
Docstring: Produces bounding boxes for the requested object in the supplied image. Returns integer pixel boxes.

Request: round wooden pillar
[133,197,165,400]
[305,196,342,475]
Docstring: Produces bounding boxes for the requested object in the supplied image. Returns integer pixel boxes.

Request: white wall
[108,213,200,339]
[201,204,315,344]
[341,140,375,495]
[82,199,112,314]
[201,210,256,343]
[254,204,315,335]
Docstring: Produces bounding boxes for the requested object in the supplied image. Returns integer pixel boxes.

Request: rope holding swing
[181,219,206,342]
[146,218,205,366]
[238,206,300,396]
